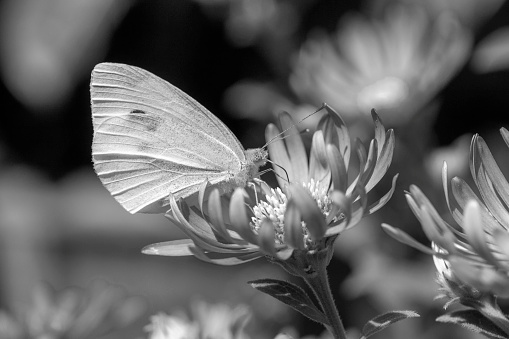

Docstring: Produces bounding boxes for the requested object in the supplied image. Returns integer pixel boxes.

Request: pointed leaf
[248,278,328,325]
[437,310,507,339]
[360,310,419,339]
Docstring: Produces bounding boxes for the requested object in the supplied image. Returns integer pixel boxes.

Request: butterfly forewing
[91,63,246,213]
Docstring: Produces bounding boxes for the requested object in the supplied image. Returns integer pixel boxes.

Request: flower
[143,105,397,265]
[290,4,472,126]
[145,301,251,339]
[0,280,146,339]
[145,313,199,339]
[383,128,509,298]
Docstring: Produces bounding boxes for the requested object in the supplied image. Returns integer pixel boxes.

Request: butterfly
[90,62,267,214]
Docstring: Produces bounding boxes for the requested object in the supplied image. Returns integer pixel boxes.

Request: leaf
[360,310,419,339]
[437,310,507,339]
[248,278,328,325]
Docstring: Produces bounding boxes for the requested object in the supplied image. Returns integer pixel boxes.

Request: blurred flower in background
[145,300,251,339]
[0,0,131,112]
[0,280,146,339]
[290,4,472,126]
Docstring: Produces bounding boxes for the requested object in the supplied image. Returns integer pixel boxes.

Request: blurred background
[1,0,509,338]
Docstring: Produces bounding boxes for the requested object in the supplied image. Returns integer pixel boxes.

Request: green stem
[270,236,346,339]
[302,260,347,339]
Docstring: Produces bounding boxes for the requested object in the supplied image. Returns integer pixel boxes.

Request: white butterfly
[91,63,267,214]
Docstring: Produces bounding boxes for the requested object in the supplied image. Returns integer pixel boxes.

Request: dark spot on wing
[128,111,162,132]
[130,109,146,114]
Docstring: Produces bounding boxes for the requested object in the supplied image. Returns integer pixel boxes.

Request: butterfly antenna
[262,103,326,148]
[265,159,290,184]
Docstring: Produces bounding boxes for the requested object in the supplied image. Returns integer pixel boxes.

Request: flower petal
[198,179,211,214]
[418,205,456,254]
[309,130,330,190]
[229,188,259,244]
[328,190,351,225]
[448,256,509,296]
[326,144,347,193]
[142,240,194,256]
[258,219,277,256]
[473,163,509,228]
[451,177,501,234]
[371,109,386,156]
[493,228,509,262]
[266,123,292,188]
[167,196,215,240]
[207,189,236,243]
[320,104,351,168]
[284,200,305,250]
[500,127,509,148]
[288,185,327,240]
[368,174,398,214]
[462,200,501,269]
[381,224,437,255]
[366,128,395,193]
[475,135,509,209]
[278,112,309,184]
[358,139,378,190]
[189,246,262,265]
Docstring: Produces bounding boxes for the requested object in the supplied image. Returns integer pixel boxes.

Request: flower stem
[303,263,347,339]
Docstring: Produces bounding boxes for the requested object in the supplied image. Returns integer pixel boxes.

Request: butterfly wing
[91,63,246,213]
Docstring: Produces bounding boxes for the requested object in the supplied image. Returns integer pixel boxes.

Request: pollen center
[250,179,332,247]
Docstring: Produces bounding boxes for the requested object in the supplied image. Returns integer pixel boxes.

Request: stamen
[250,180,335,248]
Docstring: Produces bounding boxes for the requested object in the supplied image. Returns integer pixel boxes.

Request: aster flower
[290,4,471,126]
[382,128,509,336]
[384,129,509,298]
[143,105,396,265]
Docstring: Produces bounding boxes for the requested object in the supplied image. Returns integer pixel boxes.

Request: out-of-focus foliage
[0,280,146,339]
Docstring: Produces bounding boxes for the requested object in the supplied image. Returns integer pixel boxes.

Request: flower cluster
[383,128,509,299]
[290,4,471,126]
[143,105,396,265]
[0,280,146,339]
[145,301,251,339]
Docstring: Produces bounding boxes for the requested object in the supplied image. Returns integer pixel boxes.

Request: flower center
[250,180,331,247]
[356,76,409,113]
